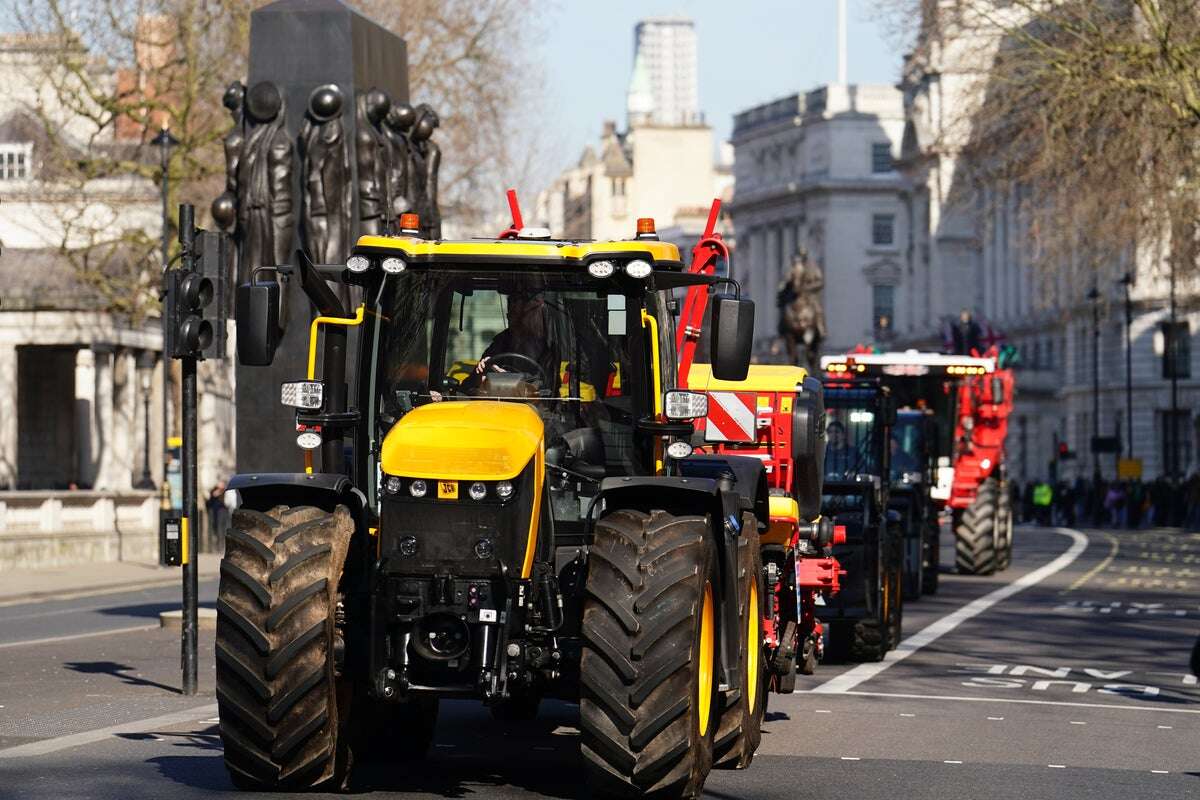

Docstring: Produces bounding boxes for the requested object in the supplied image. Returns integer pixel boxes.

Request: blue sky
[541,0,905,165]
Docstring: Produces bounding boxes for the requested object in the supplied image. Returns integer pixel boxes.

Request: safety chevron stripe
[705,391,757,442]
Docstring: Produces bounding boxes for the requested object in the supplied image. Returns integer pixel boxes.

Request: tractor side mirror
[710,294,754,381]
[236,277,280,366]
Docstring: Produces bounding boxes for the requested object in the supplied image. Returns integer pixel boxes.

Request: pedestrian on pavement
[206,481,228,553]
[1033,481,1053,526]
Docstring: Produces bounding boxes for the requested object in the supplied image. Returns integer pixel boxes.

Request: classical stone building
[898,2,1200,483]
[728,84,908,353]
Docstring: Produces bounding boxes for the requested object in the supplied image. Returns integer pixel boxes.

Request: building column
[92,346,115,491]
[74,348,95,487]
[0,344,17,489]
[111,349,136,490]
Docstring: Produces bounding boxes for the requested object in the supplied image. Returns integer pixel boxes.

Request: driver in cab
[472,287,561,393]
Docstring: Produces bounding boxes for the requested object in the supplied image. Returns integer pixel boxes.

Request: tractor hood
[380,401,544,481]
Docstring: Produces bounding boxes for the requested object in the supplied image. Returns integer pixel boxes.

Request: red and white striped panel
[704,391,757,443]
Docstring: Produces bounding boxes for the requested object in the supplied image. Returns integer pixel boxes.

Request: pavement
[0,554,220,606]
[0,525,1197,799]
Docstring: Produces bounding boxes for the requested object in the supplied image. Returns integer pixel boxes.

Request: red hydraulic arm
[676,199,729,388]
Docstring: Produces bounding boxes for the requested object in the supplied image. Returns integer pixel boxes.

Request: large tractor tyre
[921,518,940,596]
[996,484,1014,572]
[954,478,1000,575]
[217,505,354,791]
[713,516,766,770]
[848,571,891,662]
[581,509,719,799]
[901,512,924,602]
[886,549,904,651]
[350,693,439,763]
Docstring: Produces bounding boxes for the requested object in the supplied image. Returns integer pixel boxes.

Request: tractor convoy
[215,195,1011,797]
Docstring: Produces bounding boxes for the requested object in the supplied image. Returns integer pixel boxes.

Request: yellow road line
[1061,531,1119,594]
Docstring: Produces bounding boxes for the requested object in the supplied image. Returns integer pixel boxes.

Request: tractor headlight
[588,260,615,279]
[346,255,371,273]
[281,381,324,409]
[624,259,652,279]
[664,390,708,420]
[398,536,418,557]
[409,479,428,498]
[381,256,407,274]
[468,481,487,501]
[384,476,402,494]
[667,440,694,460]
[496,480,514,500]
[296,431,322,449]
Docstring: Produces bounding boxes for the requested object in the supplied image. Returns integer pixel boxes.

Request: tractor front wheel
[216,505,353,791]
[954,478,1000,575]
[581,509,718,799]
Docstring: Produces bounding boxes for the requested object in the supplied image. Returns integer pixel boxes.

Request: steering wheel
[484,352,553,386]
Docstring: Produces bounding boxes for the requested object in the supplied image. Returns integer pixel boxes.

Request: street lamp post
[1119,273,1133,460]
[1086,286,1101,484]
[151,125,179,499]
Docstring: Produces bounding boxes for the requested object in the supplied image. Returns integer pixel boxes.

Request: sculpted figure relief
[383,101,415,220]
[237,81,294,275]
[776,248,827,372]
[355,88,392,237]
[409,103,441,239]
[211,80,243,234]
[299,84,352,264]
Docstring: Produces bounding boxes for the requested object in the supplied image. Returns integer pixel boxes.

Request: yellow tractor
[217,209,771,797]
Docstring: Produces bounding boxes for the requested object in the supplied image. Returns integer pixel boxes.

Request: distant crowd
[1013,473,1200,531]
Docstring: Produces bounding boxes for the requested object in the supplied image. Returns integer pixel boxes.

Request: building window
[0,143,30,180]
[871,214,895,246]
[871,142,893,173]
[611,177,626,197]
[1160,410,1193,478]
[1161,320,1191,379]
[873,284,895,337]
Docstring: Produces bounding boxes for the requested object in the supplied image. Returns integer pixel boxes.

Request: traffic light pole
[179,205,199,696]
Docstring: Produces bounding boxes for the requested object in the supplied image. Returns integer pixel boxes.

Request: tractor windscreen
[823,406,879,480]
[890,413,925,482]
[370,268,673,523]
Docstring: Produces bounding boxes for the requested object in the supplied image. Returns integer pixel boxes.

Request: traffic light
[194,231,232,361]
[166,267,213,359]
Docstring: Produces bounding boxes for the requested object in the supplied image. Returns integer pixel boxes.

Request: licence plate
[437,480,458,500]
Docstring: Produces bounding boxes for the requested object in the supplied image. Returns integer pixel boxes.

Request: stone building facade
[728,84,908,354]
[898,2,1200,484]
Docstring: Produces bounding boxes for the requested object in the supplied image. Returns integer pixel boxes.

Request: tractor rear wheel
[217,505,353,791]
[848,532,896,662]
[581,510,718,799]
[713,515,766,770]
[954,478,1000,575]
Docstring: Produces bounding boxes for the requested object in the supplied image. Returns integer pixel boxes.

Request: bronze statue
[211,80,244,232]
[383,101,415,221]
[408,103,441,239]
[355,88,392,236]
[776,248,826,372]
[237,80,294,274]
[299,83,351,264]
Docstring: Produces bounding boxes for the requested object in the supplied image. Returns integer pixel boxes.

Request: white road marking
[799,690,1200,715]
[1048,764,1066,769]
[840,757,860,761]
[0,624,159,650]
[0,703,218,758]
[1151,770,1169,774]
[944,760,962,764]
[814,709,832,713]
[812,529,1089,694]
[1062,532,1119,594]
[1069,721,1086,725]
[987,716,1004,720]
[1157,725,1172,729]
[899,713,915,717]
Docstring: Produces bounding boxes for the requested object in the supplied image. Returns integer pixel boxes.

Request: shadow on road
[97,602,216,619]
[64,661,181,694]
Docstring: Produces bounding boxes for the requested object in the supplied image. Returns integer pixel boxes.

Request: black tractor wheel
[581,509,719,799]
[217,505,354,791]
[849,524,901,662]
[996,482,1014,572]
[900,504,924,601]
[713,515,766,770]
[921,518,940,595]
[886,547,904,650]
[954,478,1000,575]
